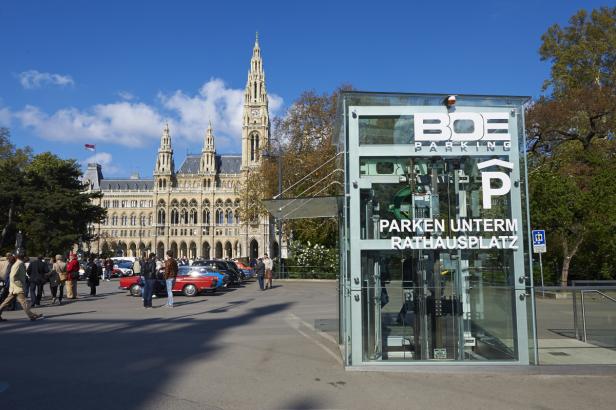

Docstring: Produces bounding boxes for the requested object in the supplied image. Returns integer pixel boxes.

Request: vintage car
[119,270,218,297]
[178,265,227,288]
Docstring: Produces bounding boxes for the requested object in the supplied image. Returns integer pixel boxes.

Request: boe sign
[414,112,510,141]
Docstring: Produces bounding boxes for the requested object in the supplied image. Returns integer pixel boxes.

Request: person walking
[104,258,113,281]
[50,254,66,305]
[27,255,49,307]
[86,256,100,296]
[0,252,12,305]
[65,253,79,299]
[142,253,157,309]
[0,254,44,321]
[132,257,142,278]
[163,250,178,308]
[255,257,265,291]
[263,253,273,290]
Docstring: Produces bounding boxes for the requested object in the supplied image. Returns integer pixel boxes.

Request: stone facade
[84,35,273,260]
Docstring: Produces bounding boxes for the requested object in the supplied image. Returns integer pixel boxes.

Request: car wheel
[183,284,198,297]
[129,284,142,297]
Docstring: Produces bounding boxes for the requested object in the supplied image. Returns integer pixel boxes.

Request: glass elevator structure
[336,92,536,367]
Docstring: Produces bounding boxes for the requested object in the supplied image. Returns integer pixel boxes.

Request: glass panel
[361,249,517,361]
[359,116,414,145]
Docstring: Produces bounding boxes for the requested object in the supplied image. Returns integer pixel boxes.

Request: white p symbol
[477,159,514,209]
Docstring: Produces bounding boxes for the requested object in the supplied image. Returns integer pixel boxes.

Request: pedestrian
[164,250,178,308]
[27,255,49,307]
[142,253,157,309]
[50,254,67,305]
[0,254,44,321]
[263,253,273,290]
[104,258,113,281]
[86,255,100,296]
[255,257,265,290]
[132,257,142,278]
[65,253,79,299]
[0,252,12,305]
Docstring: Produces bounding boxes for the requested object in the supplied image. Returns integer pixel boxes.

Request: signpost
[532,230,546,296]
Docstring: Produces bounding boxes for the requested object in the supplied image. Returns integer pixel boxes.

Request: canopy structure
[262,196,342,219]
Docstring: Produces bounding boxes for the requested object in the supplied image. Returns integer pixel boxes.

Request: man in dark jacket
[86,256,100,296]
[27,255,49,306]
[142,253,157,309]
[255,257,265,291]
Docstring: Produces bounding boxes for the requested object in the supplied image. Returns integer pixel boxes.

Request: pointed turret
[242,33,270,170]
[200,121,216,174]
[154,122,174,189]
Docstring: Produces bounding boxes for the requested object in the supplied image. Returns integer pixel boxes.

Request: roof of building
[177,154,242,175]
[100,179,154,191]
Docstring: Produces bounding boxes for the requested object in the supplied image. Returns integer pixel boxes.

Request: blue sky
[0,0,609,178]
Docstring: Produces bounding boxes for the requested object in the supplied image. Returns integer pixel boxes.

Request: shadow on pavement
[1,301,294,410]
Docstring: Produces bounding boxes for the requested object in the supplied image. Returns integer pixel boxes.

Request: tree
[19,152,106,255]
[259,86,350,248]
[0,128,32,249]
[527,7,616,285]
[0,130,106,256]
[527,7,616,153]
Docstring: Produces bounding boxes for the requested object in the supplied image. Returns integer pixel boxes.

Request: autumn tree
[260,86,350,249]
[527,7,616,285]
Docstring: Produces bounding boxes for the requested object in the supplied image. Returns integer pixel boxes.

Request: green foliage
[0,128,106,256]
[540,7,616,93]
[260,86,350,249]
[287,240,339,276]
[528,7,616,284]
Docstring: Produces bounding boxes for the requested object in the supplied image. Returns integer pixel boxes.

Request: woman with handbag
[50,254,67,305]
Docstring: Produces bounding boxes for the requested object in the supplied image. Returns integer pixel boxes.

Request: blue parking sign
[532,230,546,253]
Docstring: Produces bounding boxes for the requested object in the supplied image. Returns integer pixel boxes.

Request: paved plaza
[2,280,616,410]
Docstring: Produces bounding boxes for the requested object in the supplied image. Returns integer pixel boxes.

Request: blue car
[178,265,226,288]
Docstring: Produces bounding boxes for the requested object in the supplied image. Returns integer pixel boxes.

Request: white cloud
[14,78,284,151]
[117,91,135,101]
[18,70,74,89]
[83,151,121,175]
[15,102,165,147]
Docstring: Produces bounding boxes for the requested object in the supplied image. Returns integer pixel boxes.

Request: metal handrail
[576,289,616,342]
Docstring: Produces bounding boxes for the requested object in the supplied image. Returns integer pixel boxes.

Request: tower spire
[242,34,269,170]
[200,120,216,174]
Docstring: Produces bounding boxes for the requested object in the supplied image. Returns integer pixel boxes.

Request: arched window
[226,209,233,225]
[216,209,224,225]
[121,215,127,226]
[189,208,198,224]
[171,209,179,225]
[203,209,210,225]
[250,132,260,162]
[234,210,240,224]
[180,209,188,225]
[157,209,166,225]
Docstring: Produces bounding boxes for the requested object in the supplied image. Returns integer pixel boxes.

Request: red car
[119,273,217,297]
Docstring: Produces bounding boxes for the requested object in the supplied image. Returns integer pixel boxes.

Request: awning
[262,196,342,219]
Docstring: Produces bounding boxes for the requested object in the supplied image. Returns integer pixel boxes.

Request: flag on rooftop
[85,144,96,151]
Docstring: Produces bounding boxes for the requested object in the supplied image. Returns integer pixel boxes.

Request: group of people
[255,253,274,291]
[0,252,101,322]
[136,250,178,309]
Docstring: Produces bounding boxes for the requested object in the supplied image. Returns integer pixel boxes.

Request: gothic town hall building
[84,36,274,260]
